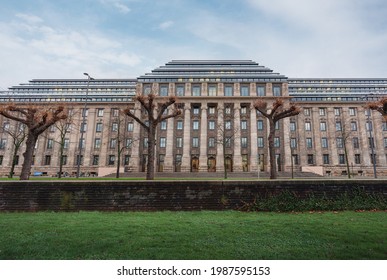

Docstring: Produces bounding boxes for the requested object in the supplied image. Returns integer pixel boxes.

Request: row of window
[303,107,359,116]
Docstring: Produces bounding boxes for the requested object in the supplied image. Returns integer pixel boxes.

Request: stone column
[163,116,174,172]
[181,103,191,172]
[130,103,141,172]
[250,105,258,172]
[233,103,242,172]
[216,103,224,173]
[199,104,208,172]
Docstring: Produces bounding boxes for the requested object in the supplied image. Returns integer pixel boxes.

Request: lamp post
[76,73,93,178]
[362,95,377,178]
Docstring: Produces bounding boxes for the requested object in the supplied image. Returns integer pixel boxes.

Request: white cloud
[99,0,131,14]
[159,20,174,30]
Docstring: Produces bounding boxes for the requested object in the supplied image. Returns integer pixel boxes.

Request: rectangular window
[320,122,326,131]
[192,137,199,148]
[256,85,266,96]
[290,121,296,131]
[208,107,216,115]
[353,137,360,149]
[355,154,361,164]
[110,138,117,149]
[94,138,101,149]
[383,122,387,131]
[193,107,200,115]
[208,120,215,130]
[76,155,83,166]
[225,120,232,130]
[349,108,357,116]
[334,108,341,116]
[61,155,67,165]
[176,120,183,130]
[257,137,264,148]
[384,137,387,148]
[193,120,199,130]
[82,108,89,117]
[306,138,313,148]
[241,120,247,130]
[176,137,183,148]
[112,122,118,132]
[273,86,281,96]
[96,123,103,132]
[159,85,168,96]
[241,85,249,96]
[47,139,53,149]
[323,154,330,164]
[112,108,119,117]
[143,138,148,148]
[192,85,201,96]
[290,138,297,149]
[97,108,104,117]
[224,85,233,97]
[257,120,264,131]
[369,137,375,149]
[125,138,132,148]
[339,154,345,164]
[79,139,85,149]
[143,84,152,95]
[208,85,217,96]
[176,84,185,96]
[108,155,115,165]
[321,137,328,148]
[351,121,357,131]
[307,154,314,165]
[336,137,343,148]
[225,137,232,148]
[304,108,311,116]
[305,122,311,131]
[319,108,326,116]
[241,106,247,115]
[44,155,51,165]
[124,155,131,166]
[209,137,215,148]
[92,155,99,165]
[127,122,134,132]
[336,121,342,131]
[160,120,167,130]
[64,139,70,149]
[81,122,87,132]
[0,155,3,165]
[370,154,376,164]
[160,137,166,148]
[366,121,373,131]
[241,137,248,148]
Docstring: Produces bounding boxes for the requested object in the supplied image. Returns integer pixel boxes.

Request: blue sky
[1,0,387,89]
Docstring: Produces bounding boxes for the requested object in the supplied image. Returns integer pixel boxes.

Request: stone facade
[0,61,386,177]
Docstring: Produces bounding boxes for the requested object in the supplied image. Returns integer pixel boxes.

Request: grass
[0,211,386,260]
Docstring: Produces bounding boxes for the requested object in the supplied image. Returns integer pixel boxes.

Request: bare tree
[124,91,181,180]
[0,103,67,180]
[337,119,352,179]
[254,98,300,179]
[0,122,27,178]
[368,97,387,119]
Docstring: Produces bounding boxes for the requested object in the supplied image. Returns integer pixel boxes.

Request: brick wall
[0,180,386,211]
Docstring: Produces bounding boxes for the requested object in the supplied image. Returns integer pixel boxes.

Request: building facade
[0,60,386,177]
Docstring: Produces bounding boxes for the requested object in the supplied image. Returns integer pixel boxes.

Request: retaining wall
[0,180,386,211]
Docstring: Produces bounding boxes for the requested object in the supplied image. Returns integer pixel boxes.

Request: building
[0,60,386,177]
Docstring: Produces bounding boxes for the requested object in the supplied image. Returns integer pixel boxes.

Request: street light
[361,94,377,178]
[76,73,93,178]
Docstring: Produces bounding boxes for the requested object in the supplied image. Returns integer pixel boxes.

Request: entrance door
[225,156,233,172]
[208,157,216,172]
[191,157,199,172]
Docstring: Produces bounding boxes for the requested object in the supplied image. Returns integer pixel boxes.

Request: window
[159,85,168,96]
[64,139,70,149]
[110,138,117,149]
[273,86,281,96]
[349,108,357,116]
[290,138,297,148]
[225,137,232,147]
[366,121,373,131]
[274,137,280,147]
[321,137,328,148]
[0,155,4,165]
[49,125,55,132]
[61,155,67,165]
[176,120,183,130]
[241,85,249,96]
[225,106,232,114]
[307,154,314,165]
[335,121,342,131]
[355,154,361,164]
[192,137,199,148]
[304,108,311,116]
[257,120,264,131]
[143,137,148,148]
[209,137,215,148]
[81,122,87,132]
[275,121,280,130]
[306,138,313,148]
[224,85,233,96]
[384,137,387,148]
[94,138,101,149]
[290,121,296,131]
[257,137,264,148]
[336,137,343,148]
[339,154,345,164]
[241,137,248,148]
[370,154,376,164]
[320,122,326,131]
[193,120,199,130]
[383,122,387,131]
[305,122,311,131]
[97,109,104,117]
[192,85,201,96]
[319,108,326,116]
[125,138,132,148]
[369,137,375,149]
[96,123,103,132]
[82,108,89,117]
[76,155,83,166]
[143,84,151,95]
[241,106,247,115]
[108,155,115,165]
[79,139,85,149]
[292,154,299,165]
[124,155,131,166]
[176,84,185,96]
[127,122,134,132]
[44,155,51,165]
[160,120,167,130]
[47,139,53,149]
[92,155,99,165]
[225,120,232,130]
[208,107,216,115]
[334,108,341,116]
[209,120,215,130]
[257,85,265,96]
[160,137,166,148]
[351,121,357,131]
[176,137,183,148]
[193,107,200,115]
[323,154,330,164]
[112,122,118,132]
[241,120,247,130]
[112,108,119,117]
[208,85,217,96]
[353,137,360,149]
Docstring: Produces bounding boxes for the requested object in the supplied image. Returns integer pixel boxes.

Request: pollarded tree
[254,98,300,179]
[124,92,181,180]
[368,97,387,120]
[0,103,67,180]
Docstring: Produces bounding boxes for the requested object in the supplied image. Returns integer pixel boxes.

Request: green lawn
[0,211,386,260]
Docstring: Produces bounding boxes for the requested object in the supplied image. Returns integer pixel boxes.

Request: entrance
[225,156,233,172]
[208,157,216,172]
[191,157,199,172]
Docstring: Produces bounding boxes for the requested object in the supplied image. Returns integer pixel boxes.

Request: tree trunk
[9,150,17,178]
[20,133,38,180]
[146,126,156,180]
[268,120,277,179]
[344,141,351,179]
[116,148,121,179]
[58,141,64,178]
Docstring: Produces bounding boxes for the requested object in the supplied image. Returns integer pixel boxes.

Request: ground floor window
[242,154,248,172]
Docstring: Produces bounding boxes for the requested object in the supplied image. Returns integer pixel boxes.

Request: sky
[1,0,387,89]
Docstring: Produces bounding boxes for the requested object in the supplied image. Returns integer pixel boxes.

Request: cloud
[159,20,174,30]
[99,0,131,14]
